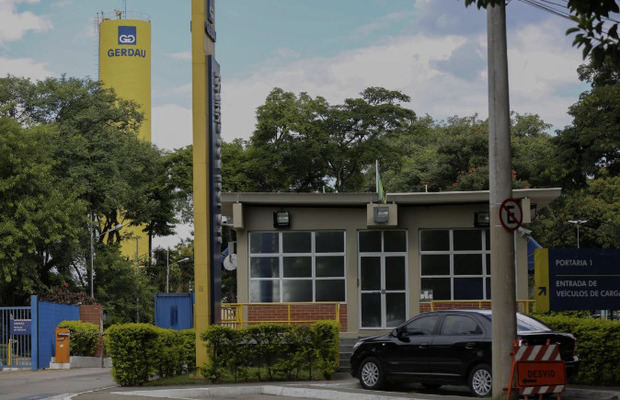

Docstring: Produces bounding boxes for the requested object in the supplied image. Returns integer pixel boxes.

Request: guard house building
[222,188,560,338]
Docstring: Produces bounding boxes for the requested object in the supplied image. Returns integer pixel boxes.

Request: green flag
[376,160,386,204]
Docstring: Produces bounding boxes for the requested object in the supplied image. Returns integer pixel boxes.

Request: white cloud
[221,20,582,141]
[0,0,52,45]
[151,104,192,151]
[0,56,52,79]
[166,51,191,61]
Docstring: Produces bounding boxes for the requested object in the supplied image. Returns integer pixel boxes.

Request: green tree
[0,75,177,311]
[531,176,619,248]
[246,87,416,192]
[0,118,86,304]
[551,61,619,189]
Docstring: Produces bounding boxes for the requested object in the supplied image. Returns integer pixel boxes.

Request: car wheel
[469,363,492,397]
[359,357,385,390]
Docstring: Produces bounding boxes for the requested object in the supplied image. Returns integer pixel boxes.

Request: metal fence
[0,306,32,369]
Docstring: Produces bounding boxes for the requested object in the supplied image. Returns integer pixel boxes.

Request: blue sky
[1,0,589,149]
[0,0,590,245]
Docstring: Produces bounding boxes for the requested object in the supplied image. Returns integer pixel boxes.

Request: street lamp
[166,249,190,293]
[90,223,123,299]
[568,220,588,248]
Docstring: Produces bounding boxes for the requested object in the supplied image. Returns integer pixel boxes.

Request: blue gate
[0,306,32,369]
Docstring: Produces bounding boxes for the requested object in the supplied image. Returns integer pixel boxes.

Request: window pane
[282,280,312,302]
[283,232,311,253]
[454,278,483,300]
[360,257,381,290]
[361,293,381,327]
[454,230,482,250]
[486,278,491,299]
[359,231,382,252]
[250,232,279,253]
[316,256,344,277]
[385,256,405,290]
[420,230,449,251]
[454,254,482,275]
[316,231,344,253]
[486,254,491,274]
[485,229,490,250]
[283,257,311,277]
[250,257,279,278]
[421,255,450,275]
[404,315,438,335]
[316,280,345,302]
[421,278,450,300]
[250,280,279,302]
[441,315,482,336]
[386,293,406,327]
[384,231,406,252]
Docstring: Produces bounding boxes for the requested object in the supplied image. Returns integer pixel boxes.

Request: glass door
[359,231,408,329]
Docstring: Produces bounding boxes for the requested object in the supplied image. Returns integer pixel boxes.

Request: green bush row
[200,321,340,383]
[535,314,620,385]
[58,320,99,356]
[104,323,195,386]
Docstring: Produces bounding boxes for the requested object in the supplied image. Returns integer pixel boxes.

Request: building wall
[234,203,529,338]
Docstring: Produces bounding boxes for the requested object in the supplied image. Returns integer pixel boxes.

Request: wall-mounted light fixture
[474,212,490,227]
[273,210,290,228]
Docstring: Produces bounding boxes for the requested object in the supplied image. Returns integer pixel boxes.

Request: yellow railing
[427,299,535,314]
[220,302,341,330]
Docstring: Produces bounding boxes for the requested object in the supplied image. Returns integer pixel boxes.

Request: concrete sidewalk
[67,372,620,400]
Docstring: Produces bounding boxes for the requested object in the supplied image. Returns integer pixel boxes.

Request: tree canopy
[0,76,180,315]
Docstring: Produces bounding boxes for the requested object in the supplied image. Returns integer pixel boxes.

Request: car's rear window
[516,314,551,332]
[480,312,551,332]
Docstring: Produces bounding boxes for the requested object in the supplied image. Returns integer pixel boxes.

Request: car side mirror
[397,329,411,342]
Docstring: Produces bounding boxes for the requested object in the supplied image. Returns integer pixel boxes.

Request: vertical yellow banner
[534,248,550,312]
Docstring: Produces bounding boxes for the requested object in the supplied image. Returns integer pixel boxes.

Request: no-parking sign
[499,198,522,232]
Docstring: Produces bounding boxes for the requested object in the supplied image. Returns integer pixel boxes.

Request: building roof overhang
[222,188,561,215]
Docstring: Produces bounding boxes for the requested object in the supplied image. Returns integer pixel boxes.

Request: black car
[350,310,578,397]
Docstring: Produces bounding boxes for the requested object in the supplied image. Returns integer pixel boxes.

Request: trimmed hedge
[535,314,620,385]
[200,321,340,383]
[57,320,99,356]
[104,323,195,386]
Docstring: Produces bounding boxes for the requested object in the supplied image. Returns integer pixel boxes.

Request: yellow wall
[99,18,151,142]
[99,18,151,261]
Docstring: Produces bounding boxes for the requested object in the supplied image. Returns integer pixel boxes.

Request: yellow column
[192,0,216,372]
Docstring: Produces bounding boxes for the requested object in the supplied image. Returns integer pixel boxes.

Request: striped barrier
[506,341,566,400]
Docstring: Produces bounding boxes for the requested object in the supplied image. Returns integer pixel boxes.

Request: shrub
[200,321,340,383]
[104,324,196,386]
[105,323,160,386]
[535,314,620,385]
[57,320,99,356]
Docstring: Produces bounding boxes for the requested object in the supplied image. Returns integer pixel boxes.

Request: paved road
[0,368,116,400]
[1,368,618,400]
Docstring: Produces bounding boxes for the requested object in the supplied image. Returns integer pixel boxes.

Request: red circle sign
[499,198,523,232]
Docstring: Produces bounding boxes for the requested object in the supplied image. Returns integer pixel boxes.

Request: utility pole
[487,3,516,399]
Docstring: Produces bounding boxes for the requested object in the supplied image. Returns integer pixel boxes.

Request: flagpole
[375,160,379,194]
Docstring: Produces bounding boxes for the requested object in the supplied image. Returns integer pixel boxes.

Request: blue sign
[545,249,620,311]
[10,318,32,335]
[118,26,136,45]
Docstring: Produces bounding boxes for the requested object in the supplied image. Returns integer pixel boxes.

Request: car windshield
[481,312,551,332]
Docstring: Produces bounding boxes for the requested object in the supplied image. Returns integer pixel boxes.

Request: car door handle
[418,345,427,349]
[465,343,476,349]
